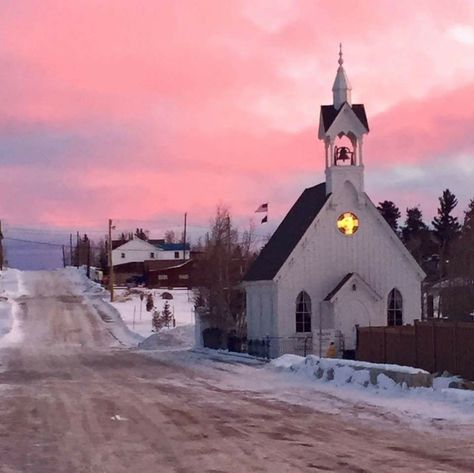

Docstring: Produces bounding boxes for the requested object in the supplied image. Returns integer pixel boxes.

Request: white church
[243,48,426,358]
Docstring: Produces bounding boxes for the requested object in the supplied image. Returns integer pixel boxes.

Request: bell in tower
[334,145,354,166]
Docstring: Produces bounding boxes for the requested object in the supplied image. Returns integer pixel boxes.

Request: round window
[337,212,359,235]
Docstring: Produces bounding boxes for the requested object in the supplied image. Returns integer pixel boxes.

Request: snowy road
[0,271,473,473]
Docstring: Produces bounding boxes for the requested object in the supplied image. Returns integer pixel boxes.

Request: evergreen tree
[377,200,401,233]
[152,310,164,332]
[442,198,474,321]
[401,207,428,241]
[146,293,154,312]
[449,198,474,279]
[135,228,148,240]
[161,300,173,328]
[97,239,108,270]
[400,207,430,264]
[118,232,128,244]
[432,189,461,256]
[462,198,474,234]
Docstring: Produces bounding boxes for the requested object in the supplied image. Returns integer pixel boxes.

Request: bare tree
[164,230,177,244]
[195,207,257,344]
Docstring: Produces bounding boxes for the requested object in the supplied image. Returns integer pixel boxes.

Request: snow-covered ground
[0,269,28,347]
[143,349,474,431]
[109,286,195,346]
[3,267,473,433]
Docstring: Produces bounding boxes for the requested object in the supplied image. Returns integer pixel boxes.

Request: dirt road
[0,271,472,473]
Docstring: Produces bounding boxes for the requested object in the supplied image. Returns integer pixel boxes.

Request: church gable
[326,103,369,138]
[324,272,382,303]
[319,104,369,137]
[274,181,424,297]
[243,183,329,282]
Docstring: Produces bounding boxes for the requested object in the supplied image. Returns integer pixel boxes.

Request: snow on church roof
[244,183,329,282]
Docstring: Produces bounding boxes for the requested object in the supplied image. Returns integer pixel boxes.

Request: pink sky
[0,0,473,239]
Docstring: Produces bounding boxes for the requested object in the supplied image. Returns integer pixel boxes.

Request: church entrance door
[336,299,372,351]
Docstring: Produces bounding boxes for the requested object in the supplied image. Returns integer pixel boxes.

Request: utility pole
[86,236,91,279]
[76,231,80,268]
[182,212,187,262]
[108,219,115,302]
[69,234,73,266]
[0,220,4,270]
[62,245,66,268]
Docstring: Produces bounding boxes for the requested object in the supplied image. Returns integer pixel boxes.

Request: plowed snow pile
[272,354,432,388]
[0,269,27,347]
[139,325,194,350]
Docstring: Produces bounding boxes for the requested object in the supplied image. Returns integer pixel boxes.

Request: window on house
[150,252,155,259]
[121,253,125,259]
[387,289,403,326]
[178,274,189,280]
[158,274,168,281]
[174,251,180,259]
[296,291,312,333]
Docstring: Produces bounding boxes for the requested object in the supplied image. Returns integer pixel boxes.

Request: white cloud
[447,24,474,45]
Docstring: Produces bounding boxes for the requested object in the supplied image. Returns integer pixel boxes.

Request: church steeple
[318,46,370,196]
[332,44,352,109]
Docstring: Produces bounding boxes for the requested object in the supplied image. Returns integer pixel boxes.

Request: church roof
[324,273,354,301]
[244,182,329,282]
[320,104,369,132]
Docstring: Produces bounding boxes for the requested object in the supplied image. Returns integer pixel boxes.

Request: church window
[387,289,403,326]
[296,291,312,333]
[337,212,359,235]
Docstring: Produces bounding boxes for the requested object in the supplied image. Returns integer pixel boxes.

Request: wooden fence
[356,320,474,380]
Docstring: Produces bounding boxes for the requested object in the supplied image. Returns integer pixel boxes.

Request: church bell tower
[318,45,369,196]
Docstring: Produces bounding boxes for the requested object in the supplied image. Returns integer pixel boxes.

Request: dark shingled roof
[244,183,329,282]
[320,104,369,132]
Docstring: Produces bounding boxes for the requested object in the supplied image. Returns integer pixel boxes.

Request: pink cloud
[0,1,473,234]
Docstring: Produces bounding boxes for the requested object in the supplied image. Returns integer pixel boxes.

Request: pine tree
[449,198,474,279]
[146,293,154,312]
[442,198,474,321]
[400,207,430,264]
[401,207,428,241]
[377,200,401,233]
[432,189,461,257]
[161,300,173,328]
[152,310,164,332]
[462,198,474,234]
[135,228,148,240]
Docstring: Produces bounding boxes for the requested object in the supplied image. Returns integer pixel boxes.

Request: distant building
[243,47,426,358]
[110,237,191,285]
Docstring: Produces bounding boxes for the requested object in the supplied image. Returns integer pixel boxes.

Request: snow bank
[60,267,143,347]
[0,300,23,348]
[61,266,106,296]
[139,324,194,350]
[0,269,27,347]
[0,269,28,298]
[265,354,474,425]
[271,355,432,389]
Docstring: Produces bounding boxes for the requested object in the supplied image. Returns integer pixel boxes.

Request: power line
[4,237,64,247]
[4,236,103,250]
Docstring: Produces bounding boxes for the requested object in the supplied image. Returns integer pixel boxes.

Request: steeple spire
[332,43,352,109]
